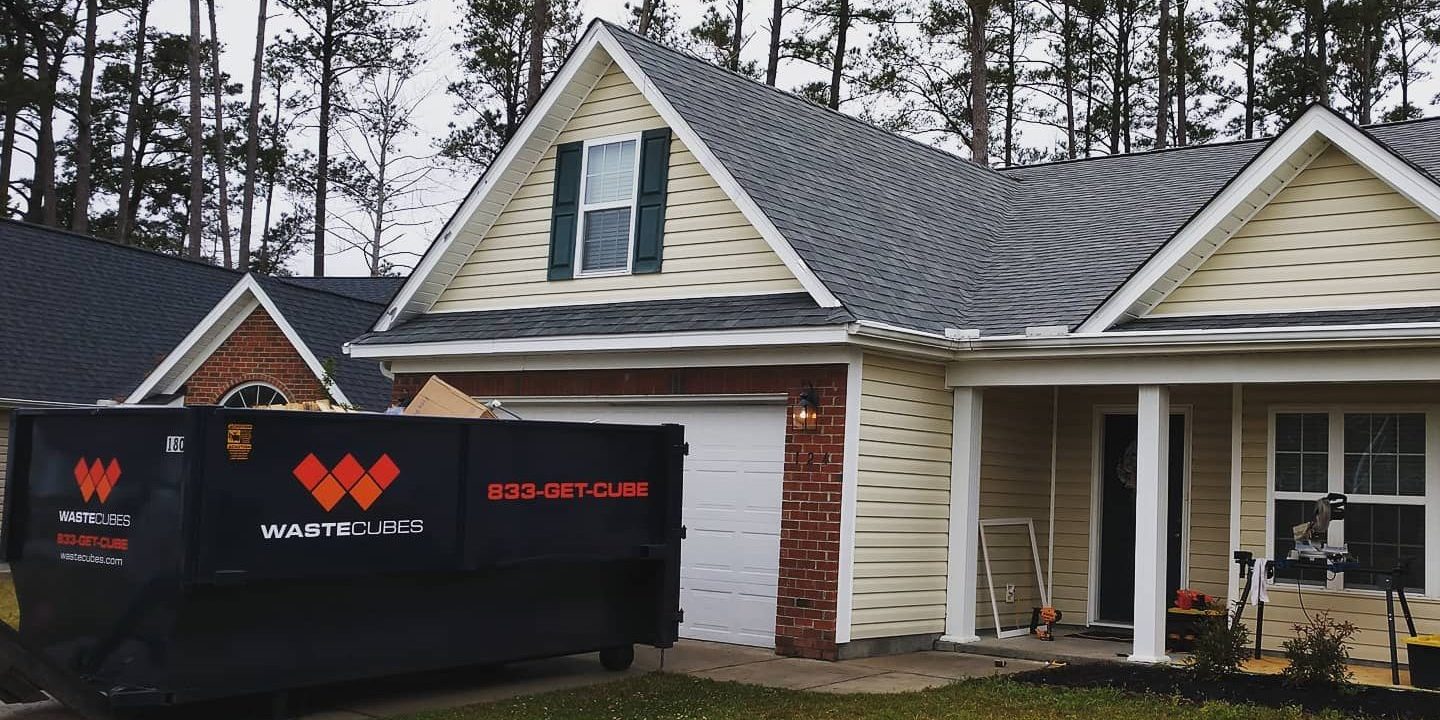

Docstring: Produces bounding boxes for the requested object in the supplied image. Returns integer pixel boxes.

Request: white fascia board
[349,326,851,360]
[595,27,840,309]
[125,275,353,407]
[948,347,1440,387]
[969,321,1440,354]
[372,23,612,332]
[1079,105,1440,333]
[387,346,858,373]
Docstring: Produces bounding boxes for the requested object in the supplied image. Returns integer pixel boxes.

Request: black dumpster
[0,407,684,713]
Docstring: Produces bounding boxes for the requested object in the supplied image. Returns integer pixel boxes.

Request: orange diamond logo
[291,453,400,511]
[74,457,120,503]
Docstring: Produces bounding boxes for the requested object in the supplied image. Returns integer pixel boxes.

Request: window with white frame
[575,136,640,275]
[1271,410,1430,593]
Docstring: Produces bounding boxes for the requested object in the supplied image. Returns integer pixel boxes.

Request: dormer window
[576,135,640,275]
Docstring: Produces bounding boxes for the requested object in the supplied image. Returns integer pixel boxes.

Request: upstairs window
[576,136,640,275]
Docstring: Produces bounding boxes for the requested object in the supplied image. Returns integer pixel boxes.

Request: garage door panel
[508,400,786,648]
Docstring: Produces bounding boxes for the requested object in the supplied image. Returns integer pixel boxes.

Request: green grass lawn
[394,672,1343,720]
[0,574,17,627]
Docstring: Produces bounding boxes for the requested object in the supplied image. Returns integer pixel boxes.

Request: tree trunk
[969,0,990,166]
[314,23,334,276]
[371,138,387,276]
[72,0,99,232]
[1155,0,1169,149]
[1310,0,1327,104]
[731,0,744,70]
[1,29,27,214]
[1243,0,1256,138]
[527,0,547,107]
[187,0,205,258]
[28,38,57,225]
[239,0,268,270]
[117,0,151,244]
[208,0,232,267]
[828,0,849,110]
[1174,0,1187,146]
[638,0,655,34]
[1003,0,1015,166]
[766,0,782,85]
[1062,0,1075,158]
[260,82,282,269]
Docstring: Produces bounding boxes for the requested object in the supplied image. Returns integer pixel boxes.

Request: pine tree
[239,0,270,270]
[1220,0,1288,137]
[1384,0,1440,120]
[1332,0,1393,123]
[440,0,580,172]
[273,0,422,276]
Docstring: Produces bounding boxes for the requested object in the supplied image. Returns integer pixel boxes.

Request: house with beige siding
[351,19,1440,667]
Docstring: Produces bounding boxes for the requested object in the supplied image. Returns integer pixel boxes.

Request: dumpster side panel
[192,410,464,580]
[6,410,191,687]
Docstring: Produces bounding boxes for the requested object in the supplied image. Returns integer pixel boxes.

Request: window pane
[1276,414,1304,452]
[1276,454,1301,492]
[583,140,637,204]
[1343,503,1425,591]
[1273,499,1327,586]
[1344,413,1425,498]
[581,207,632,272]
[1303,414,1329,451]
[1301,455,1328,493]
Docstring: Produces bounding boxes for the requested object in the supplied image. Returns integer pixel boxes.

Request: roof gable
[428,63,805,313]
[1080,106,1440,332]
[126,275,392,410]
[376,22,839,331]
[1150,144,1440,316]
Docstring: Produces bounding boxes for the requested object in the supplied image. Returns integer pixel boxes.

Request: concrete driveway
[0,642,1044,719]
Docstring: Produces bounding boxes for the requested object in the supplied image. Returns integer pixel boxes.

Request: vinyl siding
[1049,386,1233,624]
[431,64,802,313]
[1235,383,1440,665]
[0,408,8,520]
[851,354,952,640]
[1153,145,1440,316]
[975,388,1055,631]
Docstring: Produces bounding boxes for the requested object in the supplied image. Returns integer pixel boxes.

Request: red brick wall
[185,307,330,405]
[393,365,848,660]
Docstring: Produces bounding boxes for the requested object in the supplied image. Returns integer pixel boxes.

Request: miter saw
[1288,492,1351,563]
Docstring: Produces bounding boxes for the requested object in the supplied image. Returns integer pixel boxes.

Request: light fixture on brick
[791,382,821,431]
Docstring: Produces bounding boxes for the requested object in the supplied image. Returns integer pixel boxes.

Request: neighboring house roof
[0,218,395,408]
[283,276,407,305]
[367,21,1440,349]
[351,294,854,346]
[0,219,237,405]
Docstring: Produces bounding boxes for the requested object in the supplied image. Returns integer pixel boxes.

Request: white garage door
[509,400,785,647]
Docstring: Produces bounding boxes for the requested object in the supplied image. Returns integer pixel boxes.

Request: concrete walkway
[0,641,1045,719]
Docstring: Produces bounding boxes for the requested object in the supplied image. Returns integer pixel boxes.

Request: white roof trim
[349,326,852,359]
[1079,105,1440,333]
[124,274,354,406]
[373,22,840,332]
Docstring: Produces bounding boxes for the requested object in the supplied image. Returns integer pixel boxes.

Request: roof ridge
[998,113,1440,172]
[263,274,389,308]
[0,217,244,277]
[599,20,1016,185]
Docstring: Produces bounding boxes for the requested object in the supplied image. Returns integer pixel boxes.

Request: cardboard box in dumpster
[402,376,495,419]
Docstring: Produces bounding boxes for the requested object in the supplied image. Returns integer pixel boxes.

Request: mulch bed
[1012,662,1439,719]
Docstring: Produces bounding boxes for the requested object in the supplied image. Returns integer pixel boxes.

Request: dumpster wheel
[599,645,634,671]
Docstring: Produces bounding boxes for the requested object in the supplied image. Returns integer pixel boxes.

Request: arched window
[220,382,288,408]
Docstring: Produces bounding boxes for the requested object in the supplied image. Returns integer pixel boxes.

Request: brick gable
[185,307,330,405]
[392,364,847,660]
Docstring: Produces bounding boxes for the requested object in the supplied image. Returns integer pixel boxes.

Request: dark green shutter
[631,128,672,274]
[547,141,583,281]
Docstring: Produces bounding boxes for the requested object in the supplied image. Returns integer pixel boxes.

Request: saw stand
[1232,551,1417,685]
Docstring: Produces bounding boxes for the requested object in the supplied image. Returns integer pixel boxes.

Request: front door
[1095,413,1186,625]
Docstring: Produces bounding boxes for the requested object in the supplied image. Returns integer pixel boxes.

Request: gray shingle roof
[282,276,407,305]
[0,220,391,408]
[0,220,239,404]
[352,294,853,345]
[608,23,1015,334]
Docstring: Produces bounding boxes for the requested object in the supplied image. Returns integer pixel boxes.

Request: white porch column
[943,387,983,644]
[1130,384,1171,664]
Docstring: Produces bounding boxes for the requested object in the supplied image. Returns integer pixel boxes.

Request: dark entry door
[1095,413,1186,625]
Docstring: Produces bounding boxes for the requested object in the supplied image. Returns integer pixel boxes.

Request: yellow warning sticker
[226,423,254,461]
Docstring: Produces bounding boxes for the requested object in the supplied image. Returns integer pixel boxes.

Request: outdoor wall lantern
[791,383,821,431]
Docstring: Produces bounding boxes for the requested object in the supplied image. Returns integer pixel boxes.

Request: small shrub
[1187,613,1251,677]
[1281,611,1357,687]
